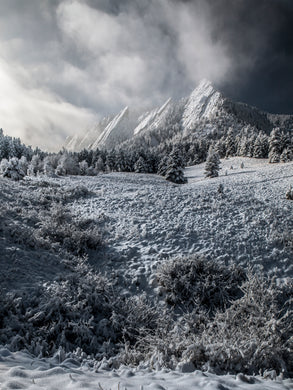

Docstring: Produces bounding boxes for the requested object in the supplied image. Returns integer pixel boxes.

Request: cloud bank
[0,0,292,150]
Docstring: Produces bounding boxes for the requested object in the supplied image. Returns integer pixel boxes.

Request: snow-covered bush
[156,255,246,313]
[79,160,89,175]
[0,261,159,359]
[121,271,292,376]
[0,157,26,180]
[190,274,293,376]
[35,203,103,255]
[0,262,115,356]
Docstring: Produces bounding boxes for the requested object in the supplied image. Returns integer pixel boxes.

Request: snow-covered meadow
[0,157,292,389]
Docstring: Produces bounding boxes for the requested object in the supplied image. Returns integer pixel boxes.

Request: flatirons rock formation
[64,79,293,151]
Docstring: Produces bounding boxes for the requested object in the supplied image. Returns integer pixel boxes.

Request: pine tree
[268,128,282,163]
[253,132,269,158]
[205,146,221,178]
[157,155,169,176]
[225,128,237,157]
[134,156,148,173]
[106,149,116,172]
[280,147,293,162]
[164,156,187,184]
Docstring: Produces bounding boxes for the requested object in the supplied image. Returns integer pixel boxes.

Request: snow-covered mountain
[64,79,293,151]
[182,79,223,131]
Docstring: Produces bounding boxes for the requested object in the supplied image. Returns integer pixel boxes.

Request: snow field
[0,348,292,390]
[65,157,293,290]
[0,157,292,389]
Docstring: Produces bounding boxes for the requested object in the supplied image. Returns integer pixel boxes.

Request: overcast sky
[0,0,292,151]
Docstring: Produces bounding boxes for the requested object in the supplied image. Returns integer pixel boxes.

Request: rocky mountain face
[64,80,293,152]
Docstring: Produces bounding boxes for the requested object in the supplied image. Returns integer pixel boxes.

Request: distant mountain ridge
[64,79,293,152]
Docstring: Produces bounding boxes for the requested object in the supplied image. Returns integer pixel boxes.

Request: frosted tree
[280,147,293,162]
[214,139,226,158]
[27,154,42,176]
[225,128,237,157]
[157,155,169,176]
[237,135,249,157]
[134,156,148,173]
[164,156,187,184]
[55,153,79,175]
[43,156,55,177]
[253,132,269,158]
[268,128,282,163]
[18,156,28,175]
[106,149,116,172]
[0,157,26,180]
[79,160,89,175]
[116,150,126,172]
[95,156,105,172]
[205,146,221,178]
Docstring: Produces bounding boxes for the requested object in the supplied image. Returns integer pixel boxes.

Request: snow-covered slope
[1,159,293,389]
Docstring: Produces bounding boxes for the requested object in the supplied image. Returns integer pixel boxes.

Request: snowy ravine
[0,157,293,390]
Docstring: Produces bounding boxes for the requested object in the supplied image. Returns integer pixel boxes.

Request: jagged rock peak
[182,79,224,131]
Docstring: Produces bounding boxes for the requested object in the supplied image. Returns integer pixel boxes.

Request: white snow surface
[66,157,293,288]
[1,157,293,389]
[0,348,292,390]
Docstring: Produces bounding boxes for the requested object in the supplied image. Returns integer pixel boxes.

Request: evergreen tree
[268,128,282,163]
[106,149,116,172]
[157,155,169,176]
[225,128,237,157]
[134,156,148,173]
[253,132,269,158]
[205,146,221,178]
[280,147,293,162]
[95,156,105,172]
[164,156,187,184]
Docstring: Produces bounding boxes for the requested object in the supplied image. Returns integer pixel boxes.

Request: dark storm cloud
[0,0,292,150]
[202,0,293,113]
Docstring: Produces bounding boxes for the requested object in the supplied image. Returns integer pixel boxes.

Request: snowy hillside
[0,157,293,390]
